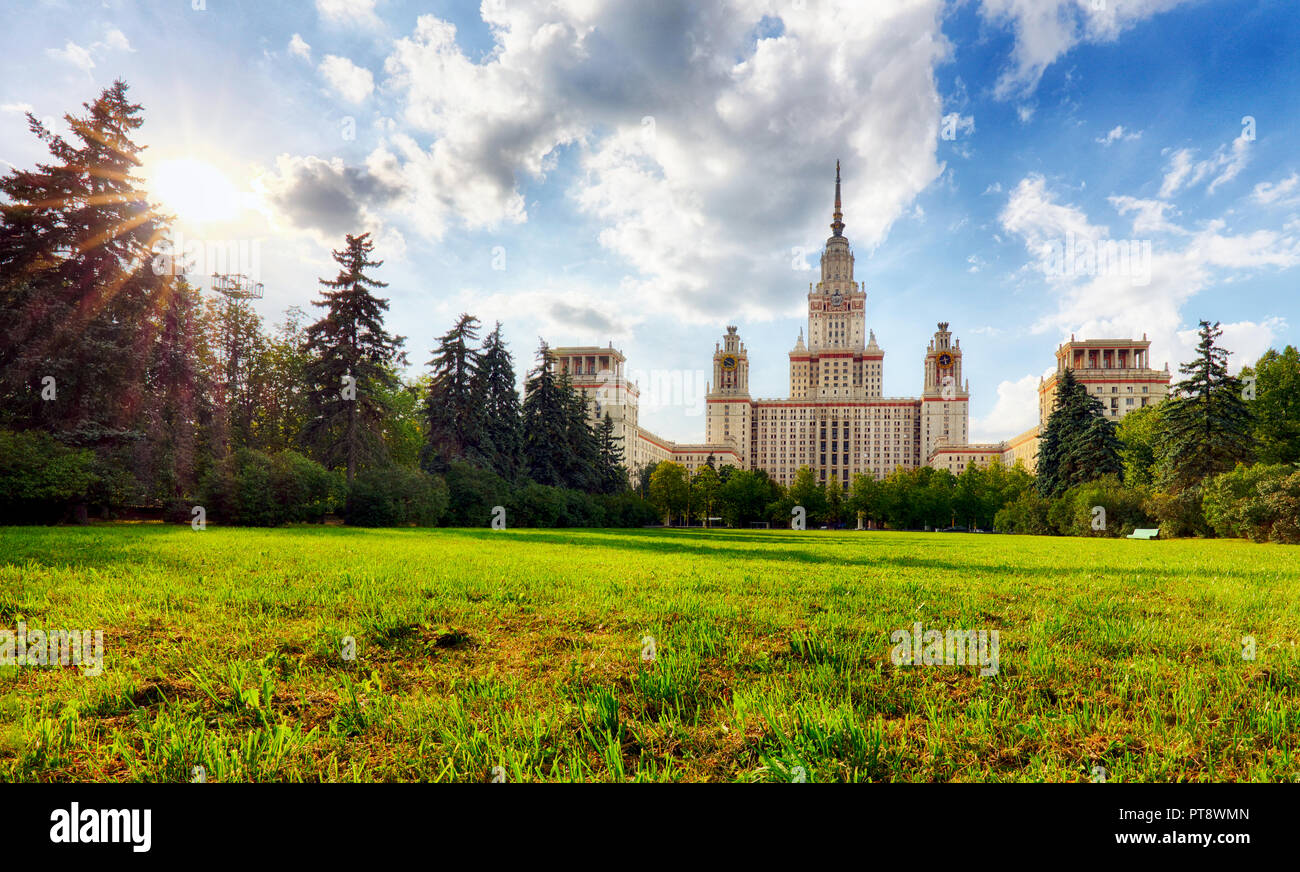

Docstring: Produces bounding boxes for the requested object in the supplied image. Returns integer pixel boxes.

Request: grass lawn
[0,525,1296,782]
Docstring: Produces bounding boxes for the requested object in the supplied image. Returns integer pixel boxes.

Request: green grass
[0,525,1296,782]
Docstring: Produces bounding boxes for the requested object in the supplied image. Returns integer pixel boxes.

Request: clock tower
[706,325,751,465]
[921,322,970,462]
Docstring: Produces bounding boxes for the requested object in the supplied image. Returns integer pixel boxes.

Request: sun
[147,158,241,224]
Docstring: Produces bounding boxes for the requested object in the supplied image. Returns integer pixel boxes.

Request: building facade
[551,164,1169,484]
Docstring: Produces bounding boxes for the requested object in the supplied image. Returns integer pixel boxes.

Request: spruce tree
[596,411,626,493]
[0,80,168,444]
[1036,368,1121,497]
[302,233,405,484]
[560,373,602,490]
[1159,320,1254,491]
[421,313,487,473]
[522,340,569,487]
[478,322,523,479]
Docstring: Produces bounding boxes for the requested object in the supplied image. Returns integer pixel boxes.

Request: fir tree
[596,412,626,493]
[478,322,523,480]
[302,233,405,484]
[1036,367,1121,497]
[421,313,487,473]
[0,80,169,444]
[1159,320,1254,491]
[521,340,569,487]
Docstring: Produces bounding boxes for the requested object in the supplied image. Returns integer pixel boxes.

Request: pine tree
[421,313,487,473]
[302,233,405,484]
[0,80,169,445]
[1159,320,1254,491]
[478,322,523,479]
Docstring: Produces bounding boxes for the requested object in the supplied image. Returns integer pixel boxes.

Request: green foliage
[719,469,779,527]
[0,429,97,523]
[201,449,341,526]
[1145,488,1210,539]
[1116,403,1163,487]
[1247,345,1300,464]
[422,313,488,473]
[1046,475,1151,537]
[1037,368,1122,497]
[302,232,405,484]
[346,466,447,527]
[1158,320,1254,491]
[442,460,510,527]
[1202,463,1300,543]
[648,461,689,525]
[993,491,1055,535]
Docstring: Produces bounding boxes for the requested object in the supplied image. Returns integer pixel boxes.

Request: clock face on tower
[721,355,738,371]
[937,352,953,368]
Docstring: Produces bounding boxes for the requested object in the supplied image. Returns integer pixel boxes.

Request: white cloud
[289,34,312,61]
[1096,124,1141,145]
[44,26,135,73]
[980,0,1194,99]
[319,55,375,103]
[1108,195,1184,235]
[970,372,1042,442]
[1251,172,1300,207]
[316,0,382,29]
[1000,174,1300,379]
[46,41,95,72]
[1159,133,1253,198]
[372,0,952,322]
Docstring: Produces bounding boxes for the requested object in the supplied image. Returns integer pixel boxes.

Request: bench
[1126,528,1159,540]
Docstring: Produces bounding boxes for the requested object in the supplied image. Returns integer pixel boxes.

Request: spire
[830,160,845,237]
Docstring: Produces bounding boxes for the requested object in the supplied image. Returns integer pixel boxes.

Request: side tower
[705,325,752,466]
[920,322,970,461]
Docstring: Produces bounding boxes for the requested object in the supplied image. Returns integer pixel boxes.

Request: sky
[2,0,1297,444]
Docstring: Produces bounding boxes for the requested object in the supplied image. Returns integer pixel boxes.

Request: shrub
[993,492,1054,535]
[443,461,509,527]
[346,466,448,527]
[1202,463,1289,540]
[1145,488,1210,539]
[1049,476,1151,537]
[200,449,341,526]
[0,428,97,524]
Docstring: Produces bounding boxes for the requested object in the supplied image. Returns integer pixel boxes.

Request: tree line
[0,82,650,528]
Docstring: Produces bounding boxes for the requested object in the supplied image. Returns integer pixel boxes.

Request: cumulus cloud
[363,0,951,322]
[319,55,375,103]
[970,372,1042,443]
[999,173,1300,379]
[979,0,1193,99]
[255,154,403,243]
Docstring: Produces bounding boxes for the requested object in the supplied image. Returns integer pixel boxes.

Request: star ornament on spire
[831,160,845,238]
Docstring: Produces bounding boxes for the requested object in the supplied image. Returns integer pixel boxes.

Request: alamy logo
[49,803,151,853]
[1,623,104,676]
[890,623,999,676]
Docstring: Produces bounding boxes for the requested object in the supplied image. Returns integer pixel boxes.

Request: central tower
[807,160,867,353]
[790,162,877,401]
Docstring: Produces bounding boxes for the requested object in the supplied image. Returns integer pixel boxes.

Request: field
[0,525,1297,782]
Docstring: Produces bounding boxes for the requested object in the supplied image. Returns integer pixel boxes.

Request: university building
[550,164,1170,483]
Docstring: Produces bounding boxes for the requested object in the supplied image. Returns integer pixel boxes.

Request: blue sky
[3,0,1297,443]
